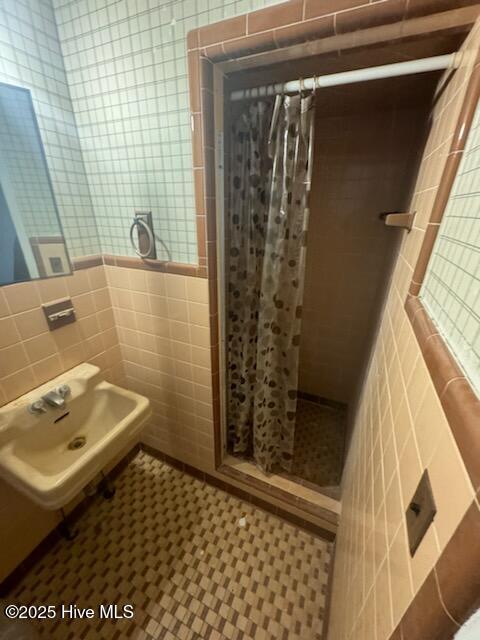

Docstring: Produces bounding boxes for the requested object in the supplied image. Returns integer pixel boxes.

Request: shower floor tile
[292,399,346,489]
[8,451,332,640]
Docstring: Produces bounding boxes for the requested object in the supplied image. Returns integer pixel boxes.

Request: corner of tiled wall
[328,20,480,640]
[52,0,288,263]
[104,265,215,473]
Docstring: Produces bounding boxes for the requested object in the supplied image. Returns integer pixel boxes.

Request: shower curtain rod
[229,53,457,101]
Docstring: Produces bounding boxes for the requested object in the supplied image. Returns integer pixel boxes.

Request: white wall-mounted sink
[0,363,150,509]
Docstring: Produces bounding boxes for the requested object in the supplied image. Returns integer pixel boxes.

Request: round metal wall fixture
[130,217,155,258]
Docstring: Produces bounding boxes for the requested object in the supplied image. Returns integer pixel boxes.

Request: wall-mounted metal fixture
[28,399,47,414]
[42,298,76,330]
[28,384,70,415]
[130,211,157,259]
[43,384,70,408]
[406,469,437,556]
[379,210,416,232]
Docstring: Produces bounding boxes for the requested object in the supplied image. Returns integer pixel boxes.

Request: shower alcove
[221,64,438,500]
[189,9,471,522]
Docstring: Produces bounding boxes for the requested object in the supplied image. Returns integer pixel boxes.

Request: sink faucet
[42,390,66,408]
[42,384,70,409]
[28,384,71,414]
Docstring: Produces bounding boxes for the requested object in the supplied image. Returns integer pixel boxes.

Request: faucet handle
[56,384,71,398]
[28,399,47,414]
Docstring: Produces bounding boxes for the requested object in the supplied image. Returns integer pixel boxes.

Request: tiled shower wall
[0,265,122,581]
[51,0,285,264]
[300,102,427,405]
[0,0,99,258]
[328,22,480,640]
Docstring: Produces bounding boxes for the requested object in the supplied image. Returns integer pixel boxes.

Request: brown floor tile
[291,399,346,488]
[7,452,332,639]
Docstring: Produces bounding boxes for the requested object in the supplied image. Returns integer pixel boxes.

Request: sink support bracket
[58,508,78,541]
[98,470,116,500]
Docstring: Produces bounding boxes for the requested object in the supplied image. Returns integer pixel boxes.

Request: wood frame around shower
[186,2,480,639]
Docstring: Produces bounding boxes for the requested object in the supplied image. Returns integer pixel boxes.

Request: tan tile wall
[0,266,122,581]
[1,262,339,582]
[105,267,342,534]
[105,266,215,474]
[328,22,480,640]
[0,267,121,404]
[300,103,427,404]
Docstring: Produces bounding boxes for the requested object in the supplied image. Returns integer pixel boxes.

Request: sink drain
[68,436,86,451]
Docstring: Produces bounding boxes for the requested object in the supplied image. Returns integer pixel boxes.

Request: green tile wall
[53,0,284,264]
[421,103,480,396]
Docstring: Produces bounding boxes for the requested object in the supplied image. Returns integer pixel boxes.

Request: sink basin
[0,363,150,509]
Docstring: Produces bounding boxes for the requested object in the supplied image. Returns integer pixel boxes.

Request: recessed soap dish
[406,470,437,556]
[42,298,76,330]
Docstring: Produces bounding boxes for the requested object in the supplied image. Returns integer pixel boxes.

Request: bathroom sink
[0,363,150,509]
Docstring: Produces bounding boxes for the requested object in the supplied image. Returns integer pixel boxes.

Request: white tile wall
[421,102,480,396]
[1,0,286,263]
[52,0,286,263]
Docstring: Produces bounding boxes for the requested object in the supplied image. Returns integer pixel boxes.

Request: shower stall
[219,49,456,499]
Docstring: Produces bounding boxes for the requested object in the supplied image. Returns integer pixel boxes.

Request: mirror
[0,82,72,286]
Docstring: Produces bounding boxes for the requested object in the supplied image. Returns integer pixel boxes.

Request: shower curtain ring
[276,81,285,107]
[299,77,305,96]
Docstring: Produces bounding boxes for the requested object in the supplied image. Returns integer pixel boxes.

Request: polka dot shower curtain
[227,92,316,473]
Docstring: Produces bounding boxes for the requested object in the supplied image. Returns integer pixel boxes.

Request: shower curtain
[227,92,315,473]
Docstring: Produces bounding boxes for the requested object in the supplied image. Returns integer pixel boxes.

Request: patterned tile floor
[7,451,332,640]
[292,399,346,489]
